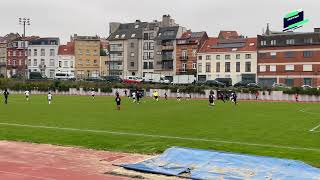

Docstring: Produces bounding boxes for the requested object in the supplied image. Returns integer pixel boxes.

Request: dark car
[104,76,122,83]
[29,72,46,80]
[234,81,250,87]
[206,80,226,87]
[247,83,260,88]
[85,77,105,82]
[215,78,232,87]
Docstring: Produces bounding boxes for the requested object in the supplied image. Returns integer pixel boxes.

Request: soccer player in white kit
[25,90,30,101]
[48,92,52,104]
[91,89,95,100]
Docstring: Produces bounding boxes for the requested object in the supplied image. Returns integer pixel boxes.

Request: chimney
[314,28,320,33]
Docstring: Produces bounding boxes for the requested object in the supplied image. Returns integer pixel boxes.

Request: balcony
[39,64,46,69]
[109,65,123,71]
[109,57,124,62]
[0,62,6,66]
[179,56,189,61]
[110,46,123,52]
[162,56,173,61]
[162,45,174,51]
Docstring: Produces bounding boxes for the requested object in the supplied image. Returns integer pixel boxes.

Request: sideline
[0,122,319,152]
[299,109,320,132]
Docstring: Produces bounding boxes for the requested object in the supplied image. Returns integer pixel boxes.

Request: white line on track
[299,109,320,132]
[0,122,319,152]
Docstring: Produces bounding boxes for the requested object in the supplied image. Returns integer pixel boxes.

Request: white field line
[299,109,320,132]
[0,122,319,152]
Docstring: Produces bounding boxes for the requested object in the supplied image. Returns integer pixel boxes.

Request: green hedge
[283,87,320,96]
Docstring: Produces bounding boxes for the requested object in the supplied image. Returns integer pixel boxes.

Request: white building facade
[27,38,59,78]
[56,43,75,76]
[197,37,257,84]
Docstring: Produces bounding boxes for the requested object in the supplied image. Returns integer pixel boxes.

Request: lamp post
[19,18,30,37]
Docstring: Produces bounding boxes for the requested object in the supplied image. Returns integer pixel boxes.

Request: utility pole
[19,18,30,37]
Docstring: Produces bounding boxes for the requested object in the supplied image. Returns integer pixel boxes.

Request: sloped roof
[58,42,74,55]
[156,26,180,40]
[108,22,149,41]
[218,31,239,40]
[199,37,257,53]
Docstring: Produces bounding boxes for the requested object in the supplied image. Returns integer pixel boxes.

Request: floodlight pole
[19,18,31,37]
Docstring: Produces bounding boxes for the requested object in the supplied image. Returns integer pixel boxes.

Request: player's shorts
[155,96,158,99]
[92,95,95,97]
[209,100,213,104]
[116,102,120,106]
[26,95,29,98]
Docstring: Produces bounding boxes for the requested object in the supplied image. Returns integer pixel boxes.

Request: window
[70,61,74,68]
[94,60,97,65]
[78,60,83,65]
[86,50,90,55]
[149,52,154,59]
[40,59,45,65]
[49,49,55,56]
[94,50,97,55]
[86,60,90,65]
[121,34,125,38]
[236,62,241,72]
[225,62,230,72]
[149,62,153,69]
[131,34,136,38]
[143,52,148,60]
[216,55,220,60]
[270,52,277,58]
[192,63,196,69]
[13,51,16,56]
[130,62,134,67]
[259,65,266,72]
[303,65,312,71]
[49,59,54,66]
[245,62,251,72]
[58,61,62,68]
[285,65,294,71]
[182,63,187,72]
[143,62,148,69]
[115,35,119,39]
[303,51,313,57]
[304,38,313,44]
[285,79,294,87]
[19,51,22,57]
[304,78,312,86]
[192,49,197,57]
[216,62,220,72]
[64,61,68,67]
[225,54,231,60]
[198,63,202,73]
[270,65,276,72]
[134,25,139,29]
[198,56,202,60]
[245,54,251,59]
[143,33,149,40]
[205,62,211,73]
[41,49,45,56]
[150,42,154,50]
[33,59,37,66]
[284,51,295,58]
[206,55,211,60]
[28,59,31,66]
[286,39,295,45]
[130,43,134,48]
[182,50,188,58]
[79,49,82,55]
[236,54,240,59]
[28,49,31,56]
[34,49,37,56]
[271,40,276,46]
[260,40,267,46]
[13,60,16,66]
[130,52,135,57]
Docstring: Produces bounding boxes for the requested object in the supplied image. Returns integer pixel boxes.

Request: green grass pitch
[0,95,319,167]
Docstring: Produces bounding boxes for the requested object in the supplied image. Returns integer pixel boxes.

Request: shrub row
[283,87,320,96]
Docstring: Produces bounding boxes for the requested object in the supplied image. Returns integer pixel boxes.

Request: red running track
[0,141,148,180]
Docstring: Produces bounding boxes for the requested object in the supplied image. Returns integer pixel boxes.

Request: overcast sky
[0,0,319,43]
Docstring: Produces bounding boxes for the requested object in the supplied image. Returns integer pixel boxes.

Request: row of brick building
[0,15,320,87]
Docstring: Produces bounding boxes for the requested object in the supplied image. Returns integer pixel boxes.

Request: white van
[55,72,75,80]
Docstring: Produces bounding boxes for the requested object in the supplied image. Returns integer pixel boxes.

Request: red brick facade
[7,48,27,77]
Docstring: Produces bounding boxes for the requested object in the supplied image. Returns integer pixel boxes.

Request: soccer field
[0,95,319,167]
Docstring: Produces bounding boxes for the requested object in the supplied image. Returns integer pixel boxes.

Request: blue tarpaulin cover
[121,147,320,180]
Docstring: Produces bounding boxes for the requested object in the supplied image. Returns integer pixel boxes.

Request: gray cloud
[0,0,319,43]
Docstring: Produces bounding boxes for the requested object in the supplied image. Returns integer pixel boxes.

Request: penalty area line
[0,122,319,152]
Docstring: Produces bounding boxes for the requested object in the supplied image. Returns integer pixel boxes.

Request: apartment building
[7,38,28,78]
[100,38,109,76]
[72,34,100,79]
[197,31,257,84]
[257,27,320,87]
[176,31,208,75]
[27,38,60,78]
[0,40,6,77]
[108,20,147,77]
[57,42,75,76]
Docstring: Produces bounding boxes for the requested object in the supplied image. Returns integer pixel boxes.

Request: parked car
[104,76,122,83]
[206,80,226,87]
[215,78,232,87]
[123,76,143,84]
[29,72,46,80]
[85,77,105,82]
[247,83,260,88]
[301,85,312,89]
[272,83,288,88]
[234,81,250,87]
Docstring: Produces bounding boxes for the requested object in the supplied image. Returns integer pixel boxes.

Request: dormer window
[131,34,136,38]
[121,34,125,38]
[115,35,119,39]
[260,40,267,46]
[286,39,295,45]
[135,25,139,29]
[271,40,276,46]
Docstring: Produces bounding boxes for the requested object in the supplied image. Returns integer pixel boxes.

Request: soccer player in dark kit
[3,89,9,104]
[115,94,121,110]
